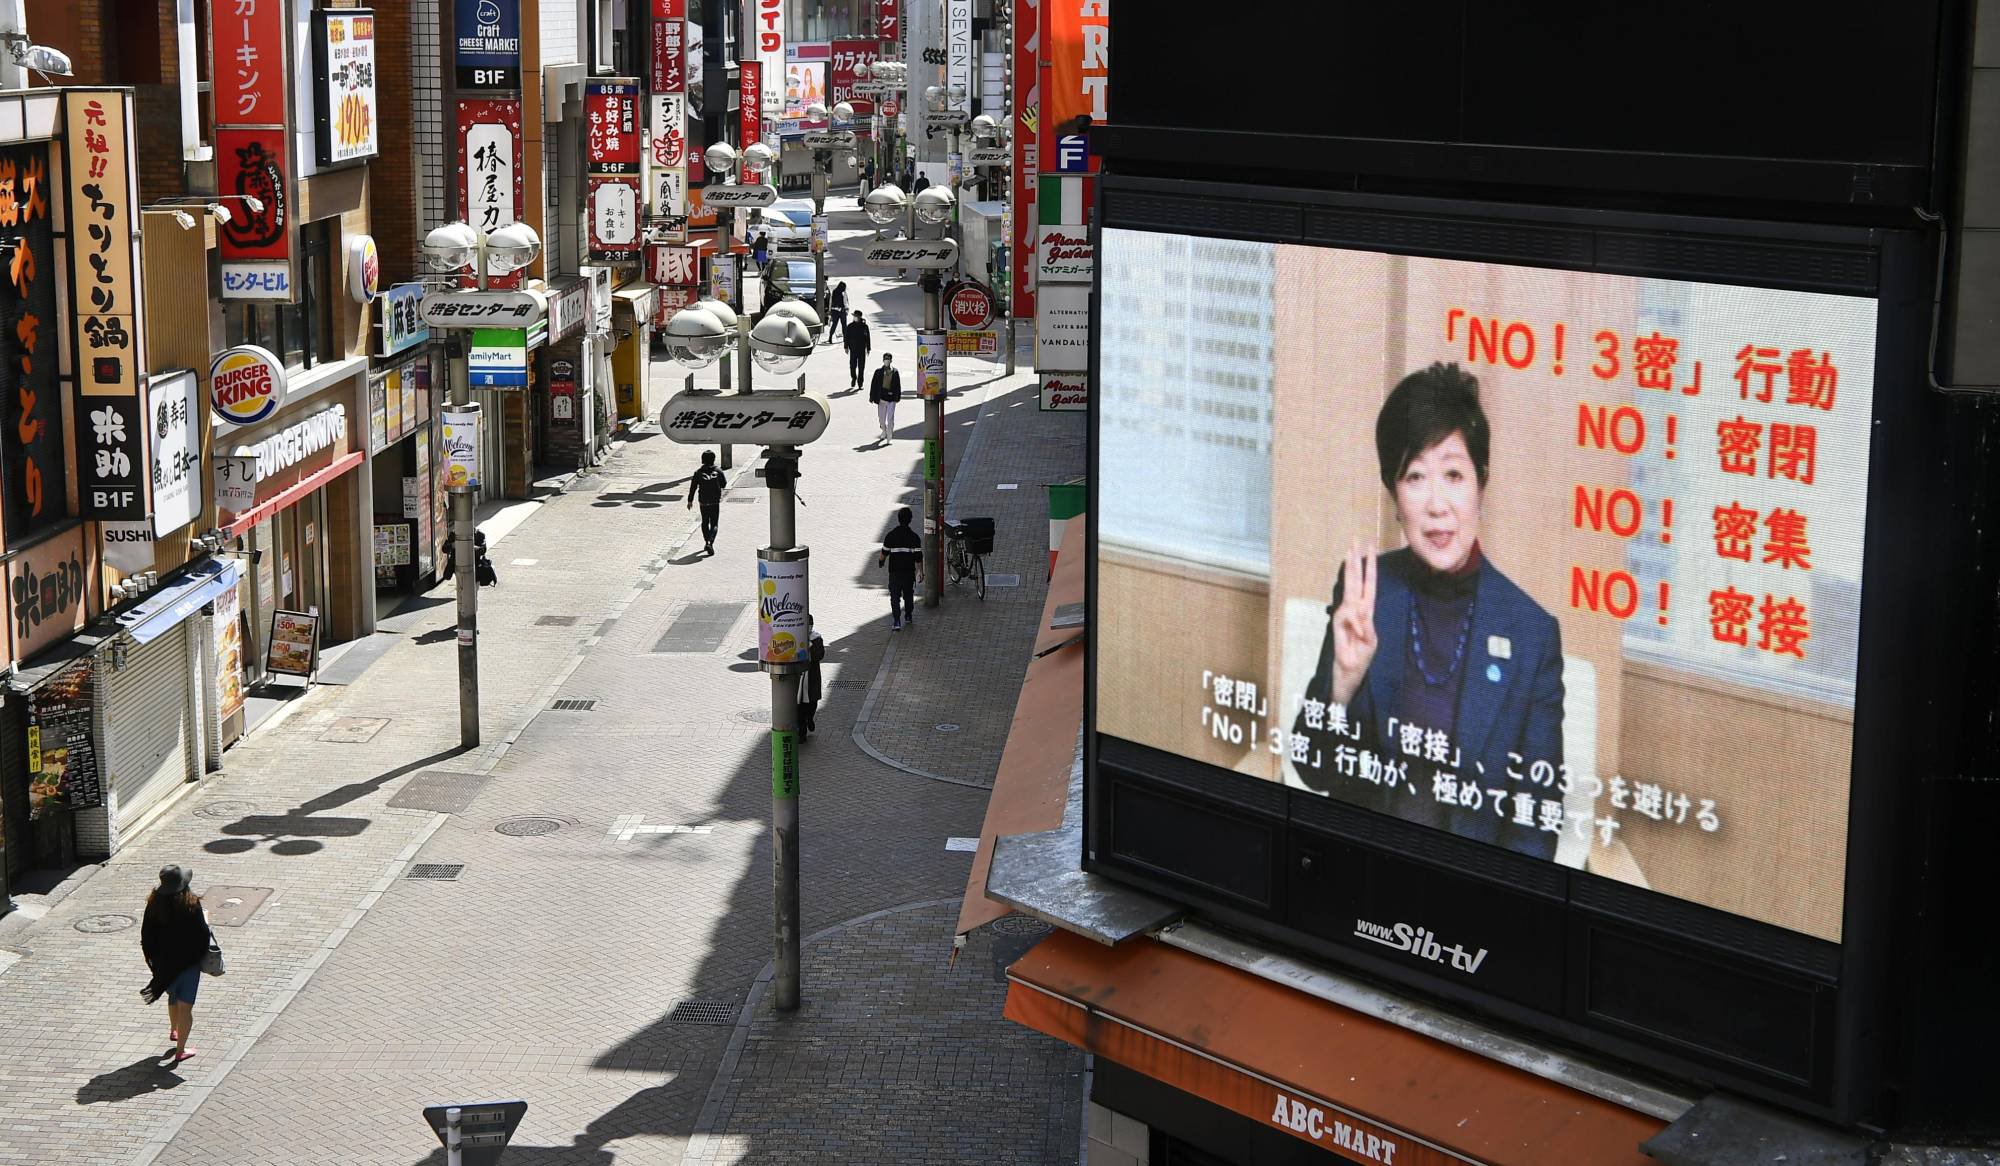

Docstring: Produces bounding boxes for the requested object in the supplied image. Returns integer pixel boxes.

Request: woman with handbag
[139,864,217,1067]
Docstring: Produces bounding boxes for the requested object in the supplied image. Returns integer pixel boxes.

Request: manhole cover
[736,708,771,724]
[935,722,962,733]
[655,602,746,654]
[193,799,259,821]
[990,915,1053,937]
[665,997,741,1026]
[406,863,465,880]
[74,913,135,934]
[552,699,598,712]
[388,771,488,814]
[536,615,579,627]
[496,817,564,837]
[203,887,273,927]
[321,716,391,744]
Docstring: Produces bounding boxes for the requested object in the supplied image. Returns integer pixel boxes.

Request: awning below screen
[1005,928,1667,1166]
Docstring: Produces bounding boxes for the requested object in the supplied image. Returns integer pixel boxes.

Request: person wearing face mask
[1292,362,1565,861]
[868,352,903,444]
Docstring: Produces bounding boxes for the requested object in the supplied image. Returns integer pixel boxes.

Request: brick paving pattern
[0,202,1085,1165]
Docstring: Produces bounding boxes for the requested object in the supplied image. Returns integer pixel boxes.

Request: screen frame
[1083,173,1936,1122]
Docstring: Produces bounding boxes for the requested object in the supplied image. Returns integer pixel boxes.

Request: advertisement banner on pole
[916,331,947,399]
[441,405,481,489]
[651,0,687,93]
[758,555,810,665]
[1010,0,1041,320]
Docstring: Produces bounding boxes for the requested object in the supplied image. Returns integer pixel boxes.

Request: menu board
[267,610,320,677]
[27,662,101,817]
[213,579,245,724]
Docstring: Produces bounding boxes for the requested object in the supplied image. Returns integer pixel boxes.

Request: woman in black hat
[140,864,213,1066]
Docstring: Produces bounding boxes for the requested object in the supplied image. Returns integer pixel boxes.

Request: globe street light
[662,305,729,369]
[766,298,822,332]
[913,185,955,226]
[705,141,739,176]
[865,183,907,225]
[750,312,816,376]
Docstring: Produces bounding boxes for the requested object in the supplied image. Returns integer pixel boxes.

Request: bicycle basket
[958,515,996,556]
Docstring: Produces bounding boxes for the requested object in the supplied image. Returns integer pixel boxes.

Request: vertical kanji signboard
[214,0,294,300]
[64,91,148,521]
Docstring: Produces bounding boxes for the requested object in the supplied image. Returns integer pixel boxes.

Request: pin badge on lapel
[1486,663,1503,683]
[1487,635,1512,659]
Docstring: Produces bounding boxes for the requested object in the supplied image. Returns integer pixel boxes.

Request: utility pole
[450,242,488,749]
[760,388,810,1011]
[922,262,944,607]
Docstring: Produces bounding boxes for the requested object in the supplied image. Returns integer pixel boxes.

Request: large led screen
[1097,230,1878,943]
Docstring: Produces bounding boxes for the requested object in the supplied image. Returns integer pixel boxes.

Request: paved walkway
[0,205,1086,1165]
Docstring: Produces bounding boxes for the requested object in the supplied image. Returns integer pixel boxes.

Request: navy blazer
[1293,547,1566,861]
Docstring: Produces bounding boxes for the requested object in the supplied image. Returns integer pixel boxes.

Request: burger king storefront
[212,345,374,735]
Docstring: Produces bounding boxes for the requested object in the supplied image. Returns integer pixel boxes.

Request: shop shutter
[108,624,194,830]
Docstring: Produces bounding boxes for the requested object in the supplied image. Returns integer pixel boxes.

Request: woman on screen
[1295,362,1566,861]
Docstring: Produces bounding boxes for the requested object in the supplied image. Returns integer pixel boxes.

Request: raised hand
[1329,540,1378,707]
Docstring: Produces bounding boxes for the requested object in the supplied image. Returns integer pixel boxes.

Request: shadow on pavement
[203,747,470,857]
[76,1055,185,1105]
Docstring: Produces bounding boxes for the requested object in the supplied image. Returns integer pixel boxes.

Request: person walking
[878,507,923,630]
[825,282,848,346]
[844,310,873,390]
[797,618,825,735]
[751,231,770,270]
[687,450,726,555]
[139,864,213,1067]
[912,171,931,195]
[869,352,903,443]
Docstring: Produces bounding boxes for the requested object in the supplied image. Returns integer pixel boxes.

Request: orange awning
[955,512,1088,936]
[1006,929,1666,1166]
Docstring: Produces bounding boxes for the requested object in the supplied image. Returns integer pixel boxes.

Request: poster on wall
[266,609,320,677]
[213,579,246,725]
[1094,227,1879,945]
[147,370,200,535]
[27,661,100,818]
[313,8,379,166]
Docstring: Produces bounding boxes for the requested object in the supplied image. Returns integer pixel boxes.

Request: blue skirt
[167,964,200,1005]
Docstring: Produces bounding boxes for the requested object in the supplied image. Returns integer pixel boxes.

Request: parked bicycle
[943,517,994,601]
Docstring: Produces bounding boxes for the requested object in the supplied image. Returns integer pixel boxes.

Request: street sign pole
[923,264,944,609]
[452,241,487,748]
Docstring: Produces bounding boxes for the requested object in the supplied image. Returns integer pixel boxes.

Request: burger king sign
[211,345,288,426]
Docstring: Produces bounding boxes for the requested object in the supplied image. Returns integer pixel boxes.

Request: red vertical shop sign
[1010,0,1040,320]
[214,0,288,125]
[738,59,763,180]
[652,0,686,93]
[585,79,641,174]
[1040,0,1108,172]
[830,39,880,118]
[214,0,293,297]
[876,0,899,44]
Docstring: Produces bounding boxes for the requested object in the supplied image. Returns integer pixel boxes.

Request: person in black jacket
[140,864,212,1066]
[878,506,923,629]
[687,450,726,554]
[798,618,825,734]
[869,353,903,444]
[843,310,872,390]
[825,282,848,346]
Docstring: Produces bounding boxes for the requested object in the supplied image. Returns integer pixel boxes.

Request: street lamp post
[802,101,856,325]
[420,220,543,749]
[662,300,820,1013]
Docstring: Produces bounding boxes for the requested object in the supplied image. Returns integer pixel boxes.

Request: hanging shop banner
[917,331,947,399]
[647,244,700,288]
[650,94,688,168]
[214,453,259,513]
[876,0,899,43]
[379,282,429,355]
[757,554,810,665]
[1039,370,1086,411]
[0,141,69,546]
[216,128,294,299]
[211,345,289,426]
[651,0,687,93]
[214,0,288,125]
[585,79,641,175]
[468,327,529,388]
[266,609,320,676]
[147,369,200,536]
[1041,0,1108,172]
[1037,222,1094,284]
[946,0,973,112]
[8,526,88,662]
[750,0,784,124]
[441,404,481,488]
[312,9,379,166]
[653,164,688,218]
[457,99,525,287]
[587,177,643,262]
[550,358,578,424]
[66,91,150,521]
[213,579,245,724]
[830,39,880,118]
[454,0,521,90]
[549,279,589,343]
[738,60,765,180]
[27,660,101,819]
[1011,0,1041,320]
[1036,282,1090,371]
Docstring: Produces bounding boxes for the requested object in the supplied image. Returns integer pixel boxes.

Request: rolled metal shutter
[108,625,193,829]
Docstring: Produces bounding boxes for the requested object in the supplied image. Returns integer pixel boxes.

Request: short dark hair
[701,451,715,464]
[1374,362,1490,491]
[897,506,913,525]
